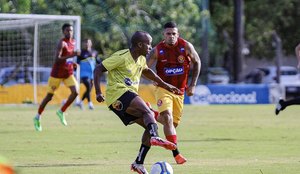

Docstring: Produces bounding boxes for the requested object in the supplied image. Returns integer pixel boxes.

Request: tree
[1,0,300,82]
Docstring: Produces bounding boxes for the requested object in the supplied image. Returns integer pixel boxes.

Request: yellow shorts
[47,75,77,94]
[155,87,184,125]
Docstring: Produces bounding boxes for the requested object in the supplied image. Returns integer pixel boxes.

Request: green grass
[0,104,299,174]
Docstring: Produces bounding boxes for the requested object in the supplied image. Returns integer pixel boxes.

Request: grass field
[0,104,299,174]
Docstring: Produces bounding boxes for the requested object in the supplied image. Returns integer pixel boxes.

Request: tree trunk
[233,0,244,83]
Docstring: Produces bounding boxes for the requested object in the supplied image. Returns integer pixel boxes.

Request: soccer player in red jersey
[33,23,80,131]
[147,22,201,164]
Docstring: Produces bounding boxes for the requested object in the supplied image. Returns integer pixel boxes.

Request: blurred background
[0,0,300,104]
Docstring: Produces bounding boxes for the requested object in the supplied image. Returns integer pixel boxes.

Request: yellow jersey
[102,49,147,106]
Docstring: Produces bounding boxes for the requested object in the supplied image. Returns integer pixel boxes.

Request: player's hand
[165,83,181,95]
[74,50,81,56]
[297,62,300,70]
[96,93,105,103]
[186,85,196,96]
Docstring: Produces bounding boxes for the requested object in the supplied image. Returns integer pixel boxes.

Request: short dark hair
[164,22,177,29]
[62,23,72,32]
[131,31,150,47]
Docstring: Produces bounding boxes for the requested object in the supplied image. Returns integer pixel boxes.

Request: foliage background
[1,0,300,65]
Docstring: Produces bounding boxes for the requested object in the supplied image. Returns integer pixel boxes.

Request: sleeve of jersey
[102,54,124,71]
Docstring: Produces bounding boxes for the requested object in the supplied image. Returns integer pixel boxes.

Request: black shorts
[109,91,139,126]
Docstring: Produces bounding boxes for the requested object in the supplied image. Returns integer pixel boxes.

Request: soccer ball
[150,161,173,174]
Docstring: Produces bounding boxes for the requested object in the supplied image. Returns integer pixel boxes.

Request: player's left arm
[186,41,201,96]
[55,40,80,62]
[142,68,181,94]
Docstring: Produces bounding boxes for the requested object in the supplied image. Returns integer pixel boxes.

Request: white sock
[35,114,41,120]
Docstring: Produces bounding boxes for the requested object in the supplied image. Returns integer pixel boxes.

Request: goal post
[0,13,81,104]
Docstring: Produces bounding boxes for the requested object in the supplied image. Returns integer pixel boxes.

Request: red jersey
[50,38,76,78]
[156,38,190,95]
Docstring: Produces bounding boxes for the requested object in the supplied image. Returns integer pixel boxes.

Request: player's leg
[275,97,300,115]
[87,78,94,109]
[33,93,53,131]
[108,91,175,174]
[108,92,151,174]
[57,75,78,126]
[110,91,176,150]
[37,93,54,117]
[145,102,159,121]
[171,95,187,164]
[81,77,90,101]
[76,77,88,109]
[159,110,186,164]
[131,119,151,174]
[155,87,186,164]
[33,76,59,131]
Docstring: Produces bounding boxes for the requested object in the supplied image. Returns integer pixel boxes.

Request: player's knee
[72,90,78,96]
[46,93,53,101]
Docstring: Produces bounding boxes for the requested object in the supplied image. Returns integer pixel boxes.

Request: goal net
[0,14,81,104]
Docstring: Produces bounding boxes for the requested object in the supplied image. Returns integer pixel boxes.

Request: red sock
[153,110,159,121]
[61,99,72,112]
[38,107,44,115]
[166,135,177,144]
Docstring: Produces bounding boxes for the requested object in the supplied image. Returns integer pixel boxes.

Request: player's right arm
[55,40,80,61]
[295,43,300,69]
[93,63,107,103]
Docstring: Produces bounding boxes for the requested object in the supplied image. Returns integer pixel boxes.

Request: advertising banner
[184,84,269,105]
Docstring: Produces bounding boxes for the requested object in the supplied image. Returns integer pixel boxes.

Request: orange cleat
[150,137,176,150]
[175,154,187,164]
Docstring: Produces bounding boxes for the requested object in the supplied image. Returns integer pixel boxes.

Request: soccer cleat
[88,102,94,110]
[33,117,42,131]
[75,102,84,110]
[175,154,187,164]
[56,110,68,126]
[145,102,159,121]
[150,137,177,150]
[275,99,285,115]
[131,162,149,174]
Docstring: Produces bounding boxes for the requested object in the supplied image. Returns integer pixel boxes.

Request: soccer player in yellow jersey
[94,31,181,174]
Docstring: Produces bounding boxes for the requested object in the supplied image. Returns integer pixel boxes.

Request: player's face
[83,39,92,50]
[140,35,152,56]
[163,28,179,46]
[63,26,74,39]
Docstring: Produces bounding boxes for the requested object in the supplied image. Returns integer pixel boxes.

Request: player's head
[62,23,73,39]
[82,38,92,50]
[131,31,152,56]
[163,21,179,46]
